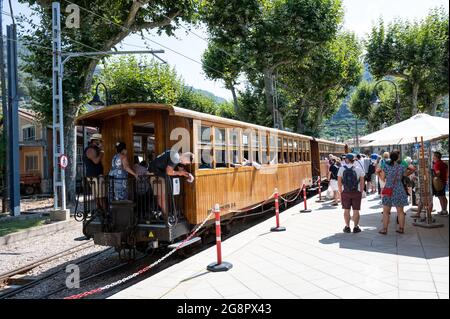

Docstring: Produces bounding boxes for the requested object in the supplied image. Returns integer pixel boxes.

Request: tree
[98,56,234,118]
[365,8,449,115]
[20,0,199,204]
[200,0,344,119]
[280,32,363,134]
[202,41,242,113]
[349,80,409,132]
[99,56,184,106]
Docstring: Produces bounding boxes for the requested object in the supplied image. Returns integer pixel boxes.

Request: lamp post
[371,79,401,123]
[89,82,110,106]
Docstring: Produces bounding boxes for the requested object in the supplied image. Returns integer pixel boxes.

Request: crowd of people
[326,149,448,235]
[82,134,194,217]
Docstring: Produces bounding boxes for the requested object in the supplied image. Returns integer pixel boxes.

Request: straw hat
[89,133,103,141]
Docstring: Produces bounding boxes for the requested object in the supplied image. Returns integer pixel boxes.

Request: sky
[6,0,450,101]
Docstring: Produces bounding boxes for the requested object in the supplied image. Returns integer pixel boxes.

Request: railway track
[0,241,111,299]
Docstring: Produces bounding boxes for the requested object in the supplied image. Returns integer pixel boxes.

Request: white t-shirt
[337,163,365,192]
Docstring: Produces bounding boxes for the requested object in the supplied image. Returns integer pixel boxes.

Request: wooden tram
[76,103,346,253]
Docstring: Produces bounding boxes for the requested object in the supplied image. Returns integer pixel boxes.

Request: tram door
[132,122,156,164]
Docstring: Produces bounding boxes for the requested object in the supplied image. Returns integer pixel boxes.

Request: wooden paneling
[188,162,312,224]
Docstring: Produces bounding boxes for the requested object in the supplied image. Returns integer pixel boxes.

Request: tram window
[269,134,277,164]
[197,125,212,169]
[199,149,213,169]
[215,149,227,168]
[278,137,283,163]
[283,138,288,163]
[288,139,293,162]
[294,140,298,162]
[214,127,226,168]
[230,128,241,165]
[242,131,250,162]
[252,131,260,163]
[261,133,268,164]
[198,126,211,145]
[215,128,226,146]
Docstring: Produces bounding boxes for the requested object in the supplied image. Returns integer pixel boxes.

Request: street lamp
[371,79,401,123]
[89,82,110,106]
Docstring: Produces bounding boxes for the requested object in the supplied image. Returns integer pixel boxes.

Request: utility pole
[0,0,9,213]
[51,2,69,218]
[6,24,20,216]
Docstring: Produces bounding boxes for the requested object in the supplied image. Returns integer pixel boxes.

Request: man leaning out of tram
[148,150,194,216]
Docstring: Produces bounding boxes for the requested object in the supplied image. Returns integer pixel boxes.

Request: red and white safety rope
[278,187,303,203]
[64,210,215,299]
[230,191,277,213]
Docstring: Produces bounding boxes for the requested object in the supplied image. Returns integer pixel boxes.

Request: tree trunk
[430,95,442,116]
[297,103,308,134]
[263,69,274,114]
[411,83,420,115]
[230,86,238,114]
[64,108,78,207]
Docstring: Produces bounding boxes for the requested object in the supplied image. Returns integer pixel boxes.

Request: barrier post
[207,204,233,272]
[300,184,312,213]
[316,176,326,203]
[271,188,286,232]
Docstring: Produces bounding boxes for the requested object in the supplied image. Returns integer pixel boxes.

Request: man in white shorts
[328,157,341,206]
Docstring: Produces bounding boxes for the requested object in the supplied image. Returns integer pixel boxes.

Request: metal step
[168,236,201,250]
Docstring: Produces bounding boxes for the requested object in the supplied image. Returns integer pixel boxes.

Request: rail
[75,175,184,227]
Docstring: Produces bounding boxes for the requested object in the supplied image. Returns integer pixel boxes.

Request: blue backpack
[343,166,358,192]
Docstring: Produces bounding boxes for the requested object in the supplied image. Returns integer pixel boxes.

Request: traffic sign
[59,154,68,169]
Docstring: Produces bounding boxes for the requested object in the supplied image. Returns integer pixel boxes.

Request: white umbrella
[360,113,449,146]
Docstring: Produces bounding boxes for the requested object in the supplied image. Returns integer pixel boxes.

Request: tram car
[75,103,346,255]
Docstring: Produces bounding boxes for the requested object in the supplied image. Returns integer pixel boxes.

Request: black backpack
[343,166,358,192]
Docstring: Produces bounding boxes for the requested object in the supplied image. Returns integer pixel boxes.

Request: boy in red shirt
[432,151,448,215]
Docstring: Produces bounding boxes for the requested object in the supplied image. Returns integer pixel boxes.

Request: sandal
[378,228,387,235]
[396,228,404,234]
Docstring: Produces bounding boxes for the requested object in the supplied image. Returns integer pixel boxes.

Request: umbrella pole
[413,136,443,229]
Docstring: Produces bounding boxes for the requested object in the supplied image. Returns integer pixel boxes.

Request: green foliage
[280,31,363,133]
[97,56,235,119]
[349,80,411,132]
[200,0,345,118]
[365,7,449,114]
[100,56,183,105]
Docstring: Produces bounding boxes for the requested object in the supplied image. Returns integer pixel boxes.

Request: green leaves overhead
[365,7,449,114]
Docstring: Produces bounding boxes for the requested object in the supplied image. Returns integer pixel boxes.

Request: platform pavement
[110,191,449,299]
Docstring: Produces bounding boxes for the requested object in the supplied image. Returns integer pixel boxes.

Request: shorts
[341,191,362,210]
[433,182,448,197]
[150,176,166,196]
[329,179,339,192]
[85,176,105,198]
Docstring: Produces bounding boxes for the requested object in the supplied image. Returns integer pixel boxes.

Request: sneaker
[438,211,448,216]
[343,226,351,233]
[353,225,361,233]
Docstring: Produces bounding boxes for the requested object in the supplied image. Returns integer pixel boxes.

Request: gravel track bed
[0,222,87,274]
[10,247,119,299]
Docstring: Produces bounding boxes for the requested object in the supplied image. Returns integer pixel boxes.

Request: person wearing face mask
[83,133,106,208]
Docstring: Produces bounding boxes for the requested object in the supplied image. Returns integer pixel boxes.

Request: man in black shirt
[82,133,105,209]
[149,150,193,216]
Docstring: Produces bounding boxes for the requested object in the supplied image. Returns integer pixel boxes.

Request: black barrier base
[270,226,286,232]
[207,261,233,272]
[300,209,312,213]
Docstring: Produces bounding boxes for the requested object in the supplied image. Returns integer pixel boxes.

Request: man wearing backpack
[338,153,366,233]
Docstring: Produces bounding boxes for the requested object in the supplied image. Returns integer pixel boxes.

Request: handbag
[381,166,400,197]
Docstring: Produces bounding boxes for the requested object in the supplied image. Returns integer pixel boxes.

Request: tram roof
[76,103,345,143]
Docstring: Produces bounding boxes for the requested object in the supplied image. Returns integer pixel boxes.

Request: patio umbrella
[360,113,449,146]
